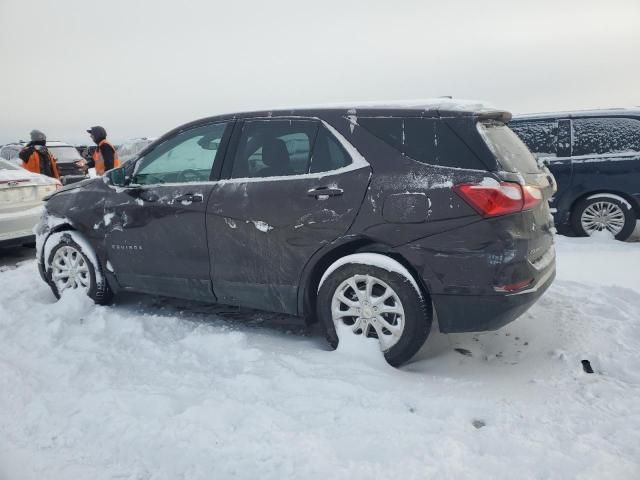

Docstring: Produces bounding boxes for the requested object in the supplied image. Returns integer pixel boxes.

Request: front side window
[572,117,640,156]
[134,122,229,185]
[509,120,558,156]
[231,120,319,179]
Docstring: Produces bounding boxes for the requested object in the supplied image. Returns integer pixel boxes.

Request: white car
[0,141,89,185]
[0,158,60,247]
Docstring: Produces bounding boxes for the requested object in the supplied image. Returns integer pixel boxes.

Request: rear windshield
[477,120,540,173]
[49,146,82,162]
[0,158,20,170]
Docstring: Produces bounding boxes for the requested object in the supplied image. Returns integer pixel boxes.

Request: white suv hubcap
[51,245,90,294]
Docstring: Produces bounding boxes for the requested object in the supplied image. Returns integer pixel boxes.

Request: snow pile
[0,235,639,479]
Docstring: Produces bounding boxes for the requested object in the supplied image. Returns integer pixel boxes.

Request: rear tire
[317,254,432,367]
[571,195,636,241]
[45,232,113,304]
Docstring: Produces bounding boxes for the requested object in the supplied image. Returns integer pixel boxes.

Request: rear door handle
[307,186,344,199]
[175,193,203,204]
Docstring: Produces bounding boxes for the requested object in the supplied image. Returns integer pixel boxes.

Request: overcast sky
[1,0,638,145]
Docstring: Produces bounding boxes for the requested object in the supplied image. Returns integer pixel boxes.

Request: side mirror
[108,167,127,187]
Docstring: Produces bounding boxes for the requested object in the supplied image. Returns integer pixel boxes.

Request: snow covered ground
[1,235,639,479]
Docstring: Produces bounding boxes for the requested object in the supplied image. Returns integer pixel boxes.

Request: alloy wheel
[580,201,626,235]
[331,274,405,351]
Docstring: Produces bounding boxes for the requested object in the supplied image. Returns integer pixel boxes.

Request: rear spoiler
[477,110,512,123]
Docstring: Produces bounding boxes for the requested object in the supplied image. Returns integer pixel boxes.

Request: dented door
[103,121,232,300]
[206,165,370,313]
[104,184,217,300]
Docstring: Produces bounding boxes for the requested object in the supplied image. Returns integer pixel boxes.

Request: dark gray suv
[35,101,556,366]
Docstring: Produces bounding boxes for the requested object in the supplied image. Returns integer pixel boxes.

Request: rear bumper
[0,233,35,248]
[432,265,555,333]
[0,205,42,246]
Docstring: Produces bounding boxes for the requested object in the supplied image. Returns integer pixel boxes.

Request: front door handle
[307,186,344,199]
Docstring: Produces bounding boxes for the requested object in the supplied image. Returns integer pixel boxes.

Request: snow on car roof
[512,107,640,121]
[257,97,500,114]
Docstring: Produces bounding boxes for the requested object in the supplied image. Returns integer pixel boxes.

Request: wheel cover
[331,274,406,351]
[581,201,626,235]
[51,245,91,294]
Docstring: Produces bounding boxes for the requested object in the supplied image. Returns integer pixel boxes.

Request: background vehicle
[35,101,555,366]
[0,158,60,247]
[511,109,640,240]
[0,141,89,185]
[0,143,21,163]
[47,141,89,184]
[116,137,156,165]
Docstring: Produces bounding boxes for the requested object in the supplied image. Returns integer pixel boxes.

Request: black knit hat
[87,126,107,143]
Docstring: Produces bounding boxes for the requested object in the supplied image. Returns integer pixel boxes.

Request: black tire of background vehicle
[46,233,114,304]
[317,261,432,367]
[570,195,636,241]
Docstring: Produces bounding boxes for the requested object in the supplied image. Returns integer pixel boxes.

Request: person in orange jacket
[85,126,120,175]
[18,129,60,179]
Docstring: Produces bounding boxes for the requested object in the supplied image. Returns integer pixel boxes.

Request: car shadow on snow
[109,292,536,374]
[111,291,332,350]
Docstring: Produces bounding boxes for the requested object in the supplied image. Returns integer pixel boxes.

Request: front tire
[45,232,113,304]
[571,195,636,241]
[317,254,432,367]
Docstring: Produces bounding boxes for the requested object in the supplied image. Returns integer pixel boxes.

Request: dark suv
[510,110,640,240]
[35,102,556,366]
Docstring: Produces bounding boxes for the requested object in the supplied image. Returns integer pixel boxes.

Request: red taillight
[522,185,543,210]
[454,181,542,217]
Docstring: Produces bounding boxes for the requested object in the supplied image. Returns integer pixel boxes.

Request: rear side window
[509,120,558,156]
[309,126,351,173]
[357,117,485,170]
[477,121,540,174]
[231,120,319,179]
[572,117,640,156]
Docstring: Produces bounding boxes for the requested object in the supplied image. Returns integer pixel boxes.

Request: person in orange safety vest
[86,126,120,175]
[18,129,60,179]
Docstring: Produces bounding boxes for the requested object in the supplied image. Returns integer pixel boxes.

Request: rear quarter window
[357,117,487,170]
[477,121,540,174]
[572,117,640,156]
[509,120,558,156]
